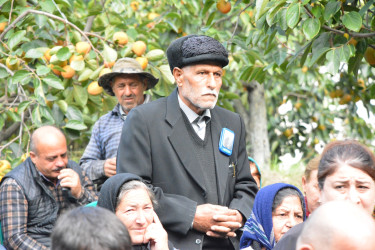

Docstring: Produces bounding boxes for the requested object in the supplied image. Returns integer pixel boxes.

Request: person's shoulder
[273,222,305,250]
[214,105,240,117]
[132,96,168,114]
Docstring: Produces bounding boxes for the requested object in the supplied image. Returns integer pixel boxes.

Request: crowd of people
[0,34,375,250]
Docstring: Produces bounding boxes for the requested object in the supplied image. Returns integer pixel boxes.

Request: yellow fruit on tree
[0,160,11,172]
[61,65,75,79]
[301,66,308,73]
[76,41,91,55]
[130,1,139,11]
[49,64,61,76]
[87,81,103,95]
[146,22,155,29]
[21,152,29,162]
[0,22,7,32]
[113,31,128,45]
[313,138,319,145]
[6,57,20,70]
[99,68,112,77]
[104,61,115,68]
[136,57,148,70]
[217,0,231,14]
[335,89,344,98]
[364,47,375,66]
[44,49,52,62]
[132,41,147,56]
[343,33,349,40]
[294,102,302,110]
[148,12,160,20]
[69,54,84,64]
[348,38,358,46]
[318,124,326,131]
[283,128,293,138]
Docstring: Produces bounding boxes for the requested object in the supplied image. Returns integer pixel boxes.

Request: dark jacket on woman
[97,173,175,250]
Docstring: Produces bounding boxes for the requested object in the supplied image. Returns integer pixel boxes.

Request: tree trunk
[234,81,270,170]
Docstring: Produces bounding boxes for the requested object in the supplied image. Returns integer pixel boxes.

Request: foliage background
[1,0,375,180]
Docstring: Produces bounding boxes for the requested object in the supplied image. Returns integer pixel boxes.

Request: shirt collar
[38,171,61,187]
[116,94,151,120]
[177,93,211,124]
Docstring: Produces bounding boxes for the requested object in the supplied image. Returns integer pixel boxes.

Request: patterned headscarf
[240,183,306,250]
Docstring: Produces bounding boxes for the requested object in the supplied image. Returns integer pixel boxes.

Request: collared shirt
[0,168,97,250]
[80,95,151,182]
[177,94,211,140]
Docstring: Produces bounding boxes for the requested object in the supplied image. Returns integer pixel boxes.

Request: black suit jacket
[117,88,258,250]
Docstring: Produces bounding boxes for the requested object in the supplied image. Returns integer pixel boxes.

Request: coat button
[195,239,202,244]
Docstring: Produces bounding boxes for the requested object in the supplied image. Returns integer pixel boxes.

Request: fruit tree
[1,0,375,170]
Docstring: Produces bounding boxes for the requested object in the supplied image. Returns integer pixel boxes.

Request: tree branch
[0,10,103,60]
[0,122,20,144]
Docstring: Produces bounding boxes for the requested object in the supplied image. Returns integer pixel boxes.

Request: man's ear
[173,67,183,86]
[29,151,37,164]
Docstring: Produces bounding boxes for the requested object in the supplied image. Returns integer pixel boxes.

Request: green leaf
[12,70,30,84]
[56,47,72,61]
[66,106,83,121]
[8,30,27,51]
[36,65,50,76]
[42,74,64,90]
[78,68,93,82]
[88,3,102,16]
[266,0,286,26]
[286,3,300,29]
[255,0,269,21]
[159,65,174,85]
[103,44,118,63]
[325,49,340,74]
[18,101,32,114]
[70,60,85,71]
[31,106,42,127]
[342,12,362,32]
[64,120,87,131]
[308,47,331,67]
[146,49,165,61]
[39,105,55,122]
[0,68,10,79]
[39,0,55,13]
[57,100,68,113]
[73,84,88,107]
[303,19,320,40]
[202,0,215,15]
[323,1,341,21]
[25,48,43,58]
[359,0,374,16]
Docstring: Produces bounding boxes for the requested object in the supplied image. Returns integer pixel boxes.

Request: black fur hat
[166,35,229,73]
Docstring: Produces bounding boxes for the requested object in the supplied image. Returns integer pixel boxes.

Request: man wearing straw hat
[80,58,158,190]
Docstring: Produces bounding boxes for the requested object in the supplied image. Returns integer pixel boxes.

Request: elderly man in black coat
[116,35,258,250]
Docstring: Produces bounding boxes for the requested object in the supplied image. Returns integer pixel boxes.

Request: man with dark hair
[51,206,132,250]
[80,57,158,190]
[117,35,258,250]
[0,126,97,250]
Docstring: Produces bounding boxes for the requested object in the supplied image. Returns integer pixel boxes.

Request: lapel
[166,89,206,192]
[210,107,230,204]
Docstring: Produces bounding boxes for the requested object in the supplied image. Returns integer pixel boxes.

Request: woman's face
[115,188,154,245]
[272,196,304,242]
[320,164,375,215]
[302,169,320,214]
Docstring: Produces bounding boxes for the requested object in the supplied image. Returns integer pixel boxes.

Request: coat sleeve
[116,108,197,235]
[229,114,258,221]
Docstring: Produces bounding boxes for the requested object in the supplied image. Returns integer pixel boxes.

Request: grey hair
[116,180,158,210]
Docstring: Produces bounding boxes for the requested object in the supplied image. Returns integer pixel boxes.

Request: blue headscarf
[240,183,306,250]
